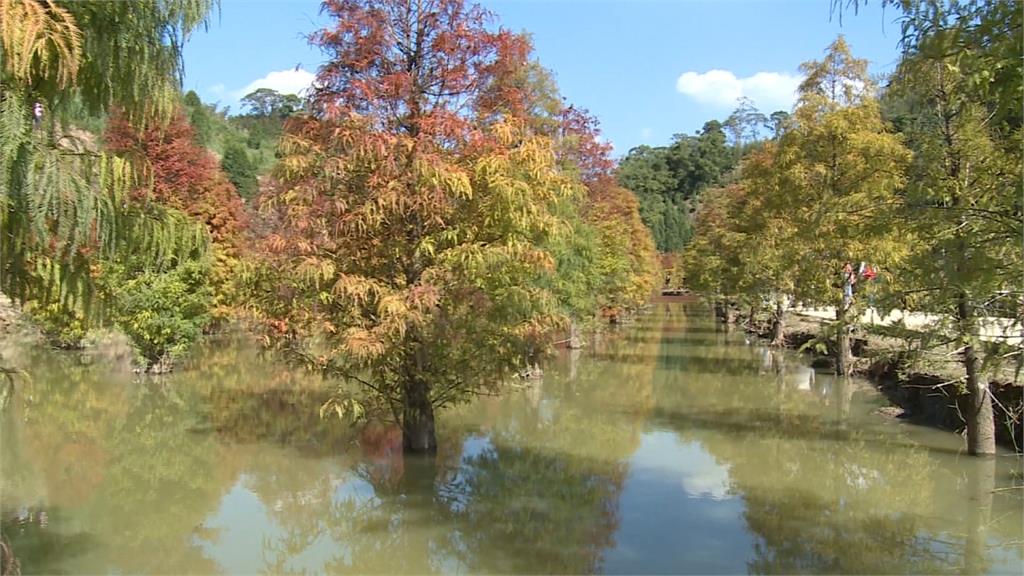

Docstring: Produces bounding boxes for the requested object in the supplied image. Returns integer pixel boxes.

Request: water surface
[2,304,1021,574]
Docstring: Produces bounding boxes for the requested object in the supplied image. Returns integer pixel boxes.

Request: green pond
[1,304,1022,574]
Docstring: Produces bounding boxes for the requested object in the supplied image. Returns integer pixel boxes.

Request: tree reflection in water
[0,312,1020,574]
[647,306,1023,575]
[241,313,661,574]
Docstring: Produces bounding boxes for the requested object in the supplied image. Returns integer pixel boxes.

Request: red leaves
[106,109,247,244]
[559,106,615,186]
[311,0,527,146]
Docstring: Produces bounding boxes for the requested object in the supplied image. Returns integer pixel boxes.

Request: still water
[1,304,1022,574]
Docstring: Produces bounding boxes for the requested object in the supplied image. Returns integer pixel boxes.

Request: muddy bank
[863,357,1022,450]
[727,306,1023,452]
[0,294,22,335]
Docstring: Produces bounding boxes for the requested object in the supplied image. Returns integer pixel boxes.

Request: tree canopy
[244,0,656,452]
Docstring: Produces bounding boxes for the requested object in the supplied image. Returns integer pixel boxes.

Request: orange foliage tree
[556,106,658,319]
[106,108,249,322]
[247,0,586,453]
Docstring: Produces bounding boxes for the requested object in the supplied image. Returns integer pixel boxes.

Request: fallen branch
[991,486,1023,493]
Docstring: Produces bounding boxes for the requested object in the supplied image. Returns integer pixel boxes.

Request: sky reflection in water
[1,304,1022,574]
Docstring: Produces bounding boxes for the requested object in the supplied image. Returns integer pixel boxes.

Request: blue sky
[183,0,904,156]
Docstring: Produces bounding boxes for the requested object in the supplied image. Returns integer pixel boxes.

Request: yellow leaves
[341,327,387,360]
[415,157,473,201]
[415,237,436,258]
[490,119,519,146]
[295,256,336,287]
[319,396,366,423]
[331,273,387,304]
[377,293,408,320]
[252,113,637,401]
[446,170,473,200]
[1,0,83,89]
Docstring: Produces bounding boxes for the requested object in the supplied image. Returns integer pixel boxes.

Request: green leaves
[99,258,213,370]
[320,395,367,424]
[1,0,218,358]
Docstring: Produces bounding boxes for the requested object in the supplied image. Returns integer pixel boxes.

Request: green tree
[683,120,735,195]
[723,96,767,159]
[220,140,259,199]
[766,110,791,139]
[240,88,303,118]
[884,0,1022,455]
[183,89,214,145]
[729,145,803,344]
[616,145,692,252]
[616,118,736,254]
[776,36,910,376]
[678,183,748,317]
[23,301,90,349]
[100,258,212,373]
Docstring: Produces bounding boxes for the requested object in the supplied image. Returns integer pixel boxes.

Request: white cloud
[234,68,316,99]
[680,464,732,501]
[640,127,653,142]
[208,83,225,95]
[675,69,802,112]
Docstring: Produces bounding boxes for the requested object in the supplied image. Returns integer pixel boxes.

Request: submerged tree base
[134,355,175,375]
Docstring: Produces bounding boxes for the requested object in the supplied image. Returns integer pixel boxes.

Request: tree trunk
[1,532,20,576]
[836,289,853,377]
[831,270,856,375]
[770,298,785,347]
[835,374,854,423]
[724,304,737,325]
[963,456,995,574]
[568,348,580,382]
[958,295,996,456]
[567,317,582,349]
[402,379,437,453]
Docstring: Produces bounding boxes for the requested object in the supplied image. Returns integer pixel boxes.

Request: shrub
[25,302,90,349]
[101,259,212,372]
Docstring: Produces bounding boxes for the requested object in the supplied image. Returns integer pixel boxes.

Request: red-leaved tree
[106,109,247,244]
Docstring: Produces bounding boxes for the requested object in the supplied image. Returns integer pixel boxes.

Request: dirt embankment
[0,294,24,335]
[730,307,1023,451]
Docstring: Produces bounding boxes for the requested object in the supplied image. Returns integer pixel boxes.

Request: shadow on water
[0,509,97,575]
[590,350,767,374]
[307,439,626,574]
[621,330,742,344]
[200,386,359,456]
[645,404,970,458]
[740,484,970,575]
